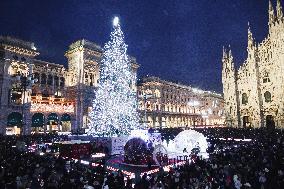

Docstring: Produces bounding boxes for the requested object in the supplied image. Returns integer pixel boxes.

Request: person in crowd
[1,128,284,188]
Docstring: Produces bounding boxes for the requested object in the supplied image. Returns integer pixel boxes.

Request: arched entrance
[47,113,59,132]
[266,115,275,130]
[31,113,45,133]
[61,114,71,132]
[243,116,250,128]
[7,112,22,135]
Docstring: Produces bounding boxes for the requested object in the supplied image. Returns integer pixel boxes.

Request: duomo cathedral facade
[222,0,284,128]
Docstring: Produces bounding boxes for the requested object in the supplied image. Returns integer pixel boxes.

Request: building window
[13,55,18,60]
[41,73,46,84]
[54,76,59,87]
[242,93,248,105]
[60,77,65,87]
[34,73,40,84]
[263,72,270,83]
[47,75,53,85]
[9,87,22,104]
[264,91,272,102]
[21,57,26,62]
[154,89,160,98]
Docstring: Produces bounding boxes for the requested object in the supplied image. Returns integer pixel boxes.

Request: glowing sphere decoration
[174,130,208,158]
[124,137,153,165]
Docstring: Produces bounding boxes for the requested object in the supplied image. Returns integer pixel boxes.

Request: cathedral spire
[269,0,276,26]
[222,46,227,62]
[228,45,235,71]
[222,46,228,71]
[276,0,283,20]
[222,45,235,72]
[247,22,254,49]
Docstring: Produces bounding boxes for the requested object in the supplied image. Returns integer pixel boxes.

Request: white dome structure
[173,129,208,158]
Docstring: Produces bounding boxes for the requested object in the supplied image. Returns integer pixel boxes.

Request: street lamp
[143,93,152,129]
[15,66,37,135]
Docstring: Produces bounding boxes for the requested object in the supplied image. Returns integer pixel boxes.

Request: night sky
[0,0,277,93]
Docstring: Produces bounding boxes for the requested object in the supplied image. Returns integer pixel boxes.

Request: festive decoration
[124,137,153,165]
[88,17,139,137]
[57,143,92,159]
[174,130,208,158]
[128,129,162,145]
[128,129,150,142]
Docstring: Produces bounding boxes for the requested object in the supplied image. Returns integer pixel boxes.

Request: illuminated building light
[91,163,103,167]
[80,160,90,165]
[30,103,74,113]
[188,100,200,106]
[218,138,252,142]
[91,153,106,158]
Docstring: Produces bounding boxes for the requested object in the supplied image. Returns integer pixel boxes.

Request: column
[44,114,47,133]
[23,107,32,135]
[52,75,55,92]
[39,74,42,85]
[0,61,11,134]
[0,111,7,134]
[159,116,162,128]
[71,114,77,132]
[152,116,156,128]
[75,84,84,132]
[58,116,61,131]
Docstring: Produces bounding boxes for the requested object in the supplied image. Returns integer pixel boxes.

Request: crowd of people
[0,128,284,188]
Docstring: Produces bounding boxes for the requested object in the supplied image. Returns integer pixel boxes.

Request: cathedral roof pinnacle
[269,0,276,25]
[276,0,283,20]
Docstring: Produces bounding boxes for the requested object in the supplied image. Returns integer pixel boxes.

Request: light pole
[15,65,37,135]
[143,93,152,129]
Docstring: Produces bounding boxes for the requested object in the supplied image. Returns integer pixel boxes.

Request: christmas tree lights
[88,17,139,137]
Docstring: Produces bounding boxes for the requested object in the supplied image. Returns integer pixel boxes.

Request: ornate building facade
[0,36,139,135]
[137,77,225,128]
[64,39,139,131]
[0,35,224,135]
[0,36,75,135]
[222,0,284,128]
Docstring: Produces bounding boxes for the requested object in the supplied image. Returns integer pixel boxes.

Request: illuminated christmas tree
[88,17,139,137]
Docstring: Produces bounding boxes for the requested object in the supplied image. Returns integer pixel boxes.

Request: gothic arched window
[34,73,40,84]
[264,91,272,102]
[263,72,270,83]
[242,93,248,105]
